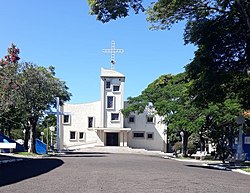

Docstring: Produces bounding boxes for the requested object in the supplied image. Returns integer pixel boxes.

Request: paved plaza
[0,148,250,193]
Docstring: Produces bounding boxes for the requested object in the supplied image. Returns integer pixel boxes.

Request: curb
[232,169,250,175]
[0,158,24,164]
[202,163,231,171]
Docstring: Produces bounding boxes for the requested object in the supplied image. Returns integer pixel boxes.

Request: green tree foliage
[123,73,204,156]
[88,0,250,108]
[0,44,71,153]
[88,0,144,22]
[0,44,20,111]
[201,100,243,162]
[14,62,71,153]
[183,1,250,108]
[124,71,244,159]
[0,44,22,137]
[36,115,56,148]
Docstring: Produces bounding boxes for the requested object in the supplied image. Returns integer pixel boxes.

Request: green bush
[172,142,182,153]
[187,143,196,155]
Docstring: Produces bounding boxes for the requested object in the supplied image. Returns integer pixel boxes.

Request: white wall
[125,111,166,151]
[61,101,103,148]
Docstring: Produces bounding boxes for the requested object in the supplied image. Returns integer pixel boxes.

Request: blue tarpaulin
[35,139,47,154]
[243,135,250,161]
[0,132,25,152]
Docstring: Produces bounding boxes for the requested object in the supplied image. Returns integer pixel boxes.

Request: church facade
[59,68,167,152]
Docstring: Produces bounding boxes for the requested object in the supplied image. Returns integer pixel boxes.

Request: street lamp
[49,126,55,150]
[236,115,245,161]
[40,132,44,142]
[180,131,184,155]
[23,129,26,140]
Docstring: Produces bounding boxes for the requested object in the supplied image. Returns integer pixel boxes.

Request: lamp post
[49,126,55,150]
[40,132,44,142]
[23,129,26,140]
[180,131,184,155]
[236,115,245,161]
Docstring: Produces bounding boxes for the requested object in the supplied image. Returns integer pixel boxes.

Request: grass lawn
[15,152,44,157]
[241,167,250,172]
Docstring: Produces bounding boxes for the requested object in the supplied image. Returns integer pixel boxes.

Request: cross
[45,97,70,151]
[102,40,124,69]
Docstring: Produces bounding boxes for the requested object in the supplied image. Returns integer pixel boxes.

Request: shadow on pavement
[53,151,109,158]
[0,158,64,187]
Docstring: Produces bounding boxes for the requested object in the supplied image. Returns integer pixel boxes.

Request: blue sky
[0,0,196,104]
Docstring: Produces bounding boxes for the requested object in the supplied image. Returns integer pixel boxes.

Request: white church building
[59,42,167,152]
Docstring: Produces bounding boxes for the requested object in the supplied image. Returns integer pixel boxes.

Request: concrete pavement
[1,146,250,175]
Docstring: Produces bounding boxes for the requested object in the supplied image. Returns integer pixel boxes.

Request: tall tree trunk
[29,122,37,153]
[23,126,30,151]
[183,131,189,157]
[7,128,11,139]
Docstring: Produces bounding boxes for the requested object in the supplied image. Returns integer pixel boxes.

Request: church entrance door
[106,133,119,146]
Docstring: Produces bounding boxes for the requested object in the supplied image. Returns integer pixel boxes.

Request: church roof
[100,68,125,78]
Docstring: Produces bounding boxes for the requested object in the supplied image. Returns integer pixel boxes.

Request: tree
[0,43,20,112]
[14,62,71,153]
[0,44,22,137]
[88,0,250,107]
[201,99,243,162]
[123,73,204,156]
[88,0,145,22]
[183,2,250,109]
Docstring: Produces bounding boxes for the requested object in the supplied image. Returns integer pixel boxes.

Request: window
[147,132,154,139]
[88,117,94,128]
[63,115,70,124]
[70,131,76,140]
[128,115,135,123]
[111,113,119,121]
[79,132,85,140]
[106,81,111,89]
[133,132,145,138]
[107,96,114,109]
[113,85,120,92]
[146,115,154,123]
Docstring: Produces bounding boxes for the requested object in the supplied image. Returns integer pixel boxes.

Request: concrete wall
[61,101,103,148]
[125,111,167,151]
[101,76,125,129]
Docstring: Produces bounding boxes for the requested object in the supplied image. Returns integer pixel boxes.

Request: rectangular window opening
[147,116,154,123]
[70,131,76,140]
[63,115,70,124]
[79,132,85,140]
[128,116,135,123]
[111,113,119,121]
[133,132,145,138]
[106,81,111,89]
[88,117,94,128]
[113,85,120,92]
[107,96,114,109]
[147,132,154,139]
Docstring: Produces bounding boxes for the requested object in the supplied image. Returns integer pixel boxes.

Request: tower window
[106,81,111,89]
[107,96,114,109]
[111,113,119,121]
[113,85,120,92]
